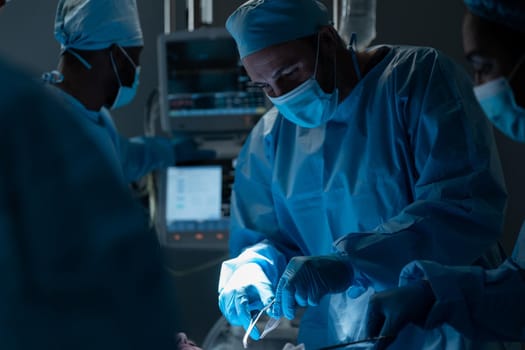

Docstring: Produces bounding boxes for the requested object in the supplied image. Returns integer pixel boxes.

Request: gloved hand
[271,255,353,320]
[172,137,216,164]
[218,263,275,341]
[364,280,436,350]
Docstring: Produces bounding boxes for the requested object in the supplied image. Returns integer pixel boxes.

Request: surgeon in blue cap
[45,0,212,184]
[217,0,509,349]
[362,0,525,348]
[0,1,184,349]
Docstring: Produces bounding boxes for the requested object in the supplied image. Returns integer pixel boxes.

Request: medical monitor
[155,159,234,250]
[158,27,268,134]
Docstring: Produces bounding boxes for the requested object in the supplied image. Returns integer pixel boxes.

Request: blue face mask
[268,33,361,128]
[474,77,525,142]
[268,76,339,128]
[110,46,141,110]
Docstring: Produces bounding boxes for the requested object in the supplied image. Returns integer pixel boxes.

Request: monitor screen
[158,28,268,133]
[166,166,222,224]
[155,150,235,250]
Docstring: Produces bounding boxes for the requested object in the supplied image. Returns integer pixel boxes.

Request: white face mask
[110,45,141,110]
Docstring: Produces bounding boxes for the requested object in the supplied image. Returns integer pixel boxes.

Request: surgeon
[217,0,509,349]
[44,0,212,184]
[363,0,525,347]
[0,1,185,348]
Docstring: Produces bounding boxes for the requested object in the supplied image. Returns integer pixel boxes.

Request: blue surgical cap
[226,0,331,59]
[55,0,144,51]
[464,0,525,33]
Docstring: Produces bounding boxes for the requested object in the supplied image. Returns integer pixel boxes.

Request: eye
[247,81,274,96]
[247,81,269,89]
[468,55,496,77]
[282,66,299,78]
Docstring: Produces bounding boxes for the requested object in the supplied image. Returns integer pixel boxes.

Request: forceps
[242,299,281,349]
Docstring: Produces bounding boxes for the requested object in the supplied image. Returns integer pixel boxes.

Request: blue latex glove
[218,263,275,340]
[272,255,353,320]
[172,138,216,164]
[364,280,436,350]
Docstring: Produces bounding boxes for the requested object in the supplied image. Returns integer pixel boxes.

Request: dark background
[1,0,524,345]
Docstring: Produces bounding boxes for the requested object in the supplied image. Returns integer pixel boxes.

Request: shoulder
[384,46,456,75]
[377,46,467,94]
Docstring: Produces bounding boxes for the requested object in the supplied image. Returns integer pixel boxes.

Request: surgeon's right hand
[218,262,275,341]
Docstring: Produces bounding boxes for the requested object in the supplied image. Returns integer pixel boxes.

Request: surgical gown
[0,58,178,348]
[221,46,508,349]
[48,87,175,183]
[398,224,525,342]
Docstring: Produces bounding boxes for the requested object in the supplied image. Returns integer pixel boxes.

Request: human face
[243,37,316,98]
[463,12,525,108]
[462,12,518,85]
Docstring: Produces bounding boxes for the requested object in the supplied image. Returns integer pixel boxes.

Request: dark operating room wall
[1,0,524,344]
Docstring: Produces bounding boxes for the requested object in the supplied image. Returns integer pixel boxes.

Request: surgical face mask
[110,46,141,110]
[474,77,525,142]
[268,35,339,128]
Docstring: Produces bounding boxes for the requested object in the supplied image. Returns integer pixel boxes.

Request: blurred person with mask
[43,0,212,184]
[217,0,509,349]
[0,0,188,348]
[363,0,525,348]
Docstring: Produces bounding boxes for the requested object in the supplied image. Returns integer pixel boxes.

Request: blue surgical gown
[0,58,178,348]
[48,87,175,183]
[398,224,525,342]
[221,46,508,349]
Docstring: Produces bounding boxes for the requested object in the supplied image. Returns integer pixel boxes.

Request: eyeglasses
[243,299,281,349]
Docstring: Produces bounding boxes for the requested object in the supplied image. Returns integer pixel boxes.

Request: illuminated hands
[218,263,275,341]
[270,255,354,320]
[242,299,281,348]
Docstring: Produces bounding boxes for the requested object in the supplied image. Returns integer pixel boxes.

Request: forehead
[462,13,509,58]
[241,37,315,79]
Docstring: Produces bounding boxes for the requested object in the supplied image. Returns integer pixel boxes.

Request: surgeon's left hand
[271,255,353,320]
[363,280,436,350]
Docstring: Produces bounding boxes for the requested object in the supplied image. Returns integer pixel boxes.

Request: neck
[337,47,388,101]
[336,49,362,101]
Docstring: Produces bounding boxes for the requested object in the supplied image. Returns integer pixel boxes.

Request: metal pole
[164,0,171,33]
[333,0,339,29]
[201,0,213,25]
[187,0,194,31]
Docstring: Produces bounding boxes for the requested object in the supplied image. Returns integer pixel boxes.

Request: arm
[335,49,507,291]
[119,135,175,182]
[398,259,525,342]
[0,68,178,349]
[218,110,291,338]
